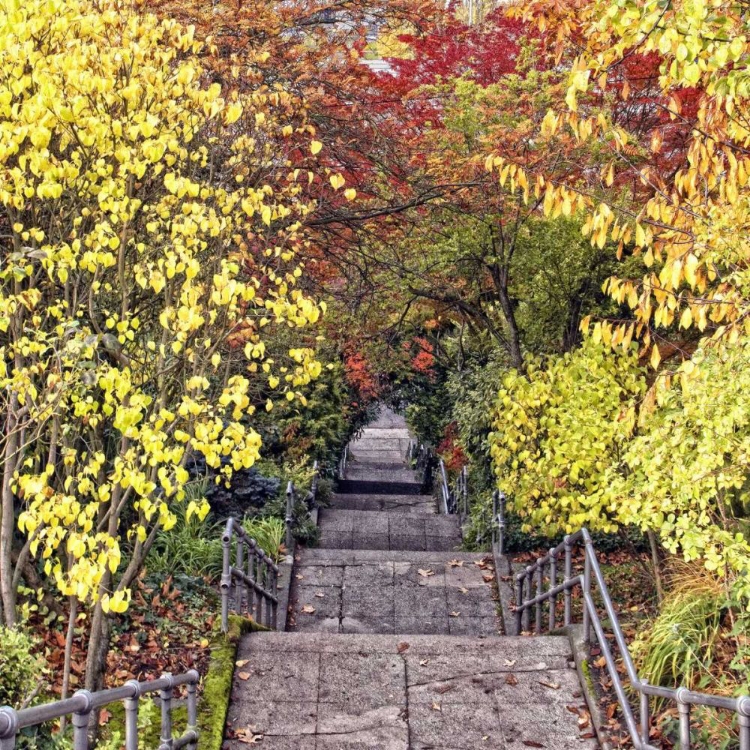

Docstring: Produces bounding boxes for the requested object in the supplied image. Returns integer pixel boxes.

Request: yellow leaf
[310,140,323,155]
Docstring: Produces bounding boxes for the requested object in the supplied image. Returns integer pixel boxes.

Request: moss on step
[200,614,267,750]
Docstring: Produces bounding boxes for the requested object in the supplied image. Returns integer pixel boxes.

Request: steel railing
[0,670,199,750]
[221,517,279,632]
[511,527,750,750]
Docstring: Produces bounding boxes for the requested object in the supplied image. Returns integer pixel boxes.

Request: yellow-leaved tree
[0,0,325,690]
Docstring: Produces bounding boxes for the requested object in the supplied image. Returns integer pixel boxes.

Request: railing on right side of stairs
[509,526,750,750]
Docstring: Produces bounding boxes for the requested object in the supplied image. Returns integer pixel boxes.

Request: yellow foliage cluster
[0,0,325,613]
[492,0,750,355]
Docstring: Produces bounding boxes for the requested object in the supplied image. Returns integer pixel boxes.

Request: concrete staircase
[225,408,599,749]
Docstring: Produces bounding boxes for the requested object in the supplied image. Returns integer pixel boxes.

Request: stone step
[344,467,417,483]
[347,449,407,463]
[289,548,500,636]
[346,458,409,470]
[348,437,412,453]
[225,632,597,750]
[336,478,423,496]
[330,493,435,514]
[317,508,461,552]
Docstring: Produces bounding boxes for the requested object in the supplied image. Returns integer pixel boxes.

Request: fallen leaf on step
[235,726,263,744]
[315,591,325,598]
[435,684,454,694]
[539,680,560,690]
[295,574,304,580]
[577,714,590,729]
[482,573,495,583]
[418,568,435,578]
[419,659,429,666]
[504,659,516,667]
[431,702,441,712]
[301,605,316,614]
[521,742,544,748]
[237,672,251,681]
[505,674,518,686]
[236,659,250,668]
[448,559,464,567]
[397,642,410,654]
[459,587,469,594]
[449,611,460,617]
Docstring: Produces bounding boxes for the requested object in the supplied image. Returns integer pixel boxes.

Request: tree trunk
[0,399,21,626]
[495,274,524,370]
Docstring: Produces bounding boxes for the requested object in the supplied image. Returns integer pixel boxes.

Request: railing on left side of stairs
[0,670,199,750]
[508,525,750,750]
[221,516,280,632]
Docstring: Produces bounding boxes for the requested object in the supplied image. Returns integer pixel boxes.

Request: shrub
[0,627,45,708]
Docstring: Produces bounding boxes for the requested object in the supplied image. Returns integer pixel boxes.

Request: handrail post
[246,540,256,616]
[71,689,93,750]
[535,560,544,633]
[159,675,175,750]
[738,696,750,750]
[677,687,691,750]
[0,706,18,750]
[523,567,532,632]
[220,531,232,633]
[514,575,523,634]
[270,565,279,629]
[549,549,557,631]
[639,680,649,747]
[498,491,506,556]
[583,536,592,644]
[563,535,572,627]
[186,675,198,750]
[285,481,295,554]
[124,680,141,750]
[235,538,245,614]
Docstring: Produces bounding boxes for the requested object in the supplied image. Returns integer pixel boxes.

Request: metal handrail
[284,461,320,554]
[338,445,348,480]
[510,526,750,750]
[0,670,199,750]
[221,517,279,632]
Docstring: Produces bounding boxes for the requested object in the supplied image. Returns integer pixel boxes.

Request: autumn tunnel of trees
[0,0,749,745]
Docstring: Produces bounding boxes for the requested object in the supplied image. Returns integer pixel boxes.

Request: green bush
[0,627,45,708]
[242,517,285,561]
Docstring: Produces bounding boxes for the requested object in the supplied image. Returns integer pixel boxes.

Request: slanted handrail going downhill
[221,517,279,632]
[0,670,199,750]
[509,526,750,750]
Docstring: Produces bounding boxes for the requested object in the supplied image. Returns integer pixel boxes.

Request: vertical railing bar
[549,549,557,632]
[0,706,18,750]
[563,535,572,627]
[677,689,691,750]
[522,567,532,633]
[186,674,198,750]
[535,560,543,633]
[71,690,93,750]
[514,574,523,634]
[285,481,295,553]
[255,551,264,624]
[159,675,174,750]
[498,491,505,556]
[270,564,278,629]
[640,679,650,747]
[739,701,750,750]
[235,537,245,614]
[246,539,256,616]
[220,526,232,633]
[583,546,592,644]
[124,681,140,750]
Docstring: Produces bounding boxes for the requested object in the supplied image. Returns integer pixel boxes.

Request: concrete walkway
[225,408,598,749]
